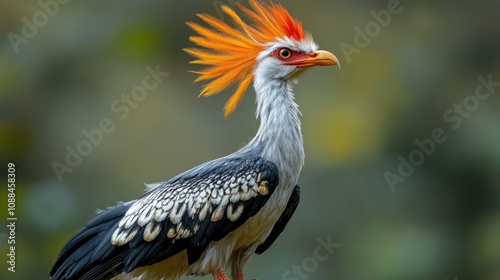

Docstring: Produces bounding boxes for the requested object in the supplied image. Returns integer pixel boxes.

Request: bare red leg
[212,269,230,280]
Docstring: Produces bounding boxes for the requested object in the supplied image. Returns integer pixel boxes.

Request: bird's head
[185,0,339,117]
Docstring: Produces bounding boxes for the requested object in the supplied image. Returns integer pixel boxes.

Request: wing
[50,156,279,280]
[50,203,130,280]
[255,184,300,255]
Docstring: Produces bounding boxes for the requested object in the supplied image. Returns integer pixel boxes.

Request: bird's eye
[278,48,292,59]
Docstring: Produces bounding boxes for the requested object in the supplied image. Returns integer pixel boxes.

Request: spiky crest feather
[184,0,307,117]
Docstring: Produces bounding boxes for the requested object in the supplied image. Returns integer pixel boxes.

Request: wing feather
[255,184,300,255]
[50,156,279,280]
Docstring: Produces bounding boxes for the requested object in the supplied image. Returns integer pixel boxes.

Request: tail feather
[50,203,131,280]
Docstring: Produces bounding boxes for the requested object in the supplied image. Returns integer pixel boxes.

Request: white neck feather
[240,75,305,180]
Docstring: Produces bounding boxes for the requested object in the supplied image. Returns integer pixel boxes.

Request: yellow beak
[286,50,340,68]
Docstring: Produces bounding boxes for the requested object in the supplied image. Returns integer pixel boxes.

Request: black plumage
[255,184,300,255]
[50,157,279,280]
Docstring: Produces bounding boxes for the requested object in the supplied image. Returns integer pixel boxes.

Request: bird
[50,1,339,280]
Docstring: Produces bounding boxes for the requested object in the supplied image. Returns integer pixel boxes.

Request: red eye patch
[270,47,309,63]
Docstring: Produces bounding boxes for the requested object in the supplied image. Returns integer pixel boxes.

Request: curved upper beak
[286,50,340,68]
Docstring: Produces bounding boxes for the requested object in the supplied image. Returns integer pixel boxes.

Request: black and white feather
[255,184,300,255]
[50,157,279,280]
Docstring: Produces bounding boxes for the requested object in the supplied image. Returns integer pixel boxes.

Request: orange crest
[184,0,306,117]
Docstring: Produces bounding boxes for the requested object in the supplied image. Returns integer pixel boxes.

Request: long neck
[240,76,305,178]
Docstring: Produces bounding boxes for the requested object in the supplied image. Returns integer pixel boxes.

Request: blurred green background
[1,0,499,279]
